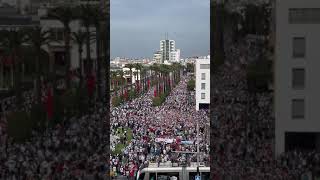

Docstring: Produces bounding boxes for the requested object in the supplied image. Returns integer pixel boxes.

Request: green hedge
[7,111,33,142]
[128,90,136,100]
[112,96,122,107]
[112,128,133,155]
[153,91,169,106]
[152,97,162,106]
[187,79,195,91]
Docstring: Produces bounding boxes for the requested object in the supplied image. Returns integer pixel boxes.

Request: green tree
[91,6,105,99]
[0,29,29,108]
[49,6,75,89]
[78,4,94,75]
[187,79,195,91]
[71,29,87,88]
[26,26,52,105]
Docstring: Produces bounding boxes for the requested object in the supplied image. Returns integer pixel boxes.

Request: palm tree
[133,71,138,93]
[140,67,148,92]
[134,63,143,92]
[117,70,124,91]
[1,29,28,108]
[150,63,160,93]
[91,6,105,99]
[78,4,94,75]
[0,30,6,88]
[125,63,134,91]
[101,23,109,100]
[110,71,117,93]
[49,6,75,89]
[71,29,87,88]
[26,26,52,105]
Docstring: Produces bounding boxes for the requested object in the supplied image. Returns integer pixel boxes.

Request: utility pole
[197,121,200,167]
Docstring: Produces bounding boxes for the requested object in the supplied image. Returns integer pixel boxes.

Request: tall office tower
[160,39,175,63]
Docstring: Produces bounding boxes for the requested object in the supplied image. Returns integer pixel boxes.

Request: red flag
[154,87,157,97]
[45,88,53,119]
[87,74,95,96]
[124,89,128,100]
[3,55,13,66]
[136,80,140,93]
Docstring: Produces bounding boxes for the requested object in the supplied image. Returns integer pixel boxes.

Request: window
[138,172,145,180]
[200,64,210,69]
[289,8,320,24]
[201,93,205,99]
[149,173,156,180]
[292,99,305,119]
[201,73,206,80]
[293,37,306,58]
[292,68,305,89]
[201,83,205,90]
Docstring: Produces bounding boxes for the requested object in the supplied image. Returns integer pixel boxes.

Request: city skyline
[110,0,210,59]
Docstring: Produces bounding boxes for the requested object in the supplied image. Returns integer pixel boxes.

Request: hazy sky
[111,0,210,59]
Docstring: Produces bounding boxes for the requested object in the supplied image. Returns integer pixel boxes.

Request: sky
[111,0,210,59]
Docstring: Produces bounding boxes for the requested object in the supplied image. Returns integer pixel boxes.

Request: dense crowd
[210,36,320,180]
[110,76,210,178]
[0,91,109,179]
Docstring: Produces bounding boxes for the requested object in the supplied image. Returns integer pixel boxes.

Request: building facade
[275,0,320,155]
[153,51,162,64]
[195,56,210,111]
[160,39,175,62]
[170,49,180,63]
[0,4,39,89]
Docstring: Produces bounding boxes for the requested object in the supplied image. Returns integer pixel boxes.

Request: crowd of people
[209,35,320,180]
[110,76,210,178]
[0,89,109,179]
[1,32,320,180]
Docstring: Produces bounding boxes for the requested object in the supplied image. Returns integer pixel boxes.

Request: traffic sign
[195,175,201,180]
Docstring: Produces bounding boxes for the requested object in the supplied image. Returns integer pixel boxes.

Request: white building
[122,67,140,84]
[275,0,320,155]
[160,39,175,63]
[195,56,210,111]
[170,49,180,63]
[39,11,97,73]
[153,51,162,64]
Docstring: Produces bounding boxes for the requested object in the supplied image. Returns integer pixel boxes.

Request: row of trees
[111,62,183,107]
[0,4,108,109]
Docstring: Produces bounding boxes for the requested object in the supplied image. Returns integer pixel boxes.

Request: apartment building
[275,0,320,155]
[195,56,210,111]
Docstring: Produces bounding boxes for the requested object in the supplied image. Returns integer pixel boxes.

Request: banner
[181,141,194,145]
[154,87,157,97]
[87,74,95,96]
[155,138,175,144]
